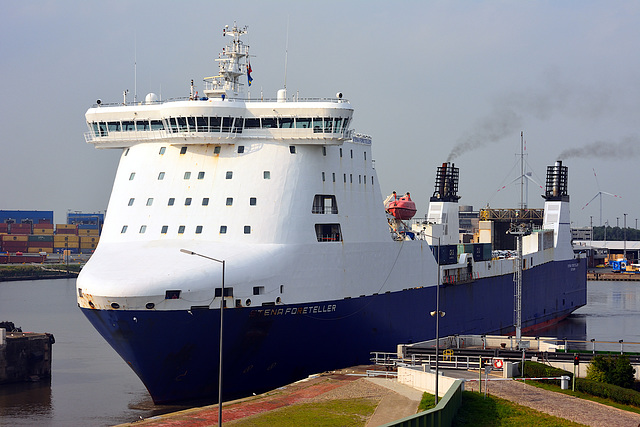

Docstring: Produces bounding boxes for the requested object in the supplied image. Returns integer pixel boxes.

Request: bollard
[560,376,569,390]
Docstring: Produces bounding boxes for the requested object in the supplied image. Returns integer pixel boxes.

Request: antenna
[283,16,289,89]
[520,131,524,210]
[134,32,137,103]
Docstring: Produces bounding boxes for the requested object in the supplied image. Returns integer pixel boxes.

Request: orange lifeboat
[387,192,417,220]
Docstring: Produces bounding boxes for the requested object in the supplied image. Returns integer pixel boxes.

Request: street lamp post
[180,249,225,427]
[424,232,444,405]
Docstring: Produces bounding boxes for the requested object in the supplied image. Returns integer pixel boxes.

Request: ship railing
[90,95,349,108]
[85,128,352,144]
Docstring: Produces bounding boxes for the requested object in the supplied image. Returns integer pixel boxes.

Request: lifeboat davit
[387,192,417,220]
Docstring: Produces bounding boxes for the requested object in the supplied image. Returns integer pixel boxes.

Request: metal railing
[85,128,353,144]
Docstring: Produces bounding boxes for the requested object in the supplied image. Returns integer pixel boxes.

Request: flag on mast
[247,61,253,86]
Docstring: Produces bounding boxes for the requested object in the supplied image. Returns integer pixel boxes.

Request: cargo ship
[76,24,587,404]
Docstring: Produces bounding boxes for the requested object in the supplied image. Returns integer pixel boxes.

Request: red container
[3,242,29,251]
[56,229,78,235]
[27,241,54,248]
[35,223,54,229]
[38,219,52,224]
[0,224,8,232]
[10,224,32,235]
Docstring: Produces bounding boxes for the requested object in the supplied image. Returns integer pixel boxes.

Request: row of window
[129,169,271,181]
[92,116,349,137]
[322,172,374,186]
[120,223,342,242]
[128,197,257,207]
[121,224,251,235]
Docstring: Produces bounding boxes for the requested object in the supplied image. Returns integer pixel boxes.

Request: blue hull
[80,258,586,403]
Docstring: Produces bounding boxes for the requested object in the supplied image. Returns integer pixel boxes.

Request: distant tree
[586,355,636,389]
[592,226,640,241]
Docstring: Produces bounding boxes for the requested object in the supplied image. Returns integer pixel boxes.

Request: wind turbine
[582,169,621,226]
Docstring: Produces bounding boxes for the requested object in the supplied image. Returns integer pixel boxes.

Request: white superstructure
[77,24,439,313]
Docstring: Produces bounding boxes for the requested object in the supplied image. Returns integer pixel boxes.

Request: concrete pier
[0,326,54,384]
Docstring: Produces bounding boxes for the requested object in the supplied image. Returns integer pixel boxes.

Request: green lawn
[226,398,378,427]
[452,391,585,426]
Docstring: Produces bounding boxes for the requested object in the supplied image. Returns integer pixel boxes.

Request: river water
[0,278,638,426]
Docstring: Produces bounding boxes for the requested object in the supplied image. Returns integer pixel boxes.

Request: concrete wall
[397,366,461,397]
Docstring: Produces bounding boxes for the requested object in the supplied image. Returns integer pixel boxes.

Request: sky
[1,1,639,228]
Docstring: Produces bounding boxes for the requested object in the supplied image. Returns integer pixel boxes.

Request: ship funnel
[430,162,460,202]
[542,160,569,202]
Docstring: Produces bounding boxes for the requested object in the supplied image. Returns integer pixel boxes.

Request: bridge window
[196,117,208,132]
[122,121,135,131]
[222,117,233,132]
[262,118,277,128]
[108,121,121,132]
[313,117,323,133]
[187,117,196,131]
[296,118,311,128]
[334,118,342,133]
[136,120,150,131]
[312,195,338,214]
[151,120,164,130]
[168,118,178,133]
[279,118,294,128]
[244,118,260,129]
[210,117,221,132]
[315,223,342,242]
[177,117,188,132]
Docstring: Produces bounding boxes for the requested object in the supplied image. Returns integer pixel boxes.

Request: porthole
[111,302,120,309]
[246,299,252,306]
[276,297,281,304]
[145,302,155,310]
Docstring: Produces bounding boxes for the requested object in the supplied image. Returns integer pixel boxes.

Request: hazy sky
[1,1,639,228]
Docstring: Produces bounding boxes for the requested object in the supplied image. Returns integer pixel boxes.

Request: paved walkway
[364,378,423,426]
[117,367,640,426]
[462,372,640,427]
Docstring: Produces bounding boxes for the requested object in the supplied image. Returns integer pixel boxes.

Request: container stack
[54,225,79,254]
[0,210,101,262]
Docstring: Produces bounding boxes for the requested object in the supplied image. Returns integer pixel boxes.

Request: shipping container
[2,242,29,251]
[28,235,54,242]
[56,228,78,235]
[78,228,100,236]
[35,223,54,229]
[80,236,99,243]
[0,254,46,263]
[10,224,33,235]
[33,228,55,235]
[54,235,80,243]
[0,223,8,232]
[472,243,492,262]
[27,241,53,248]
[28,247,52,253]
[2,235,29,242]
[431,244,458,265]
[80,242,98,249]
[56,224,77,230]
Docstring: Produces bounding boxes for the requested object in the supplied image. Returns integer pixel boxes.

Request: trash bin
[560,376,569,390]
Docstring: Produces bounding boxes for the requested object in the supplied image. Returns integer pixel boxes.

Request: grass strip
[453,391,585,426]
[226,398,378,427]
